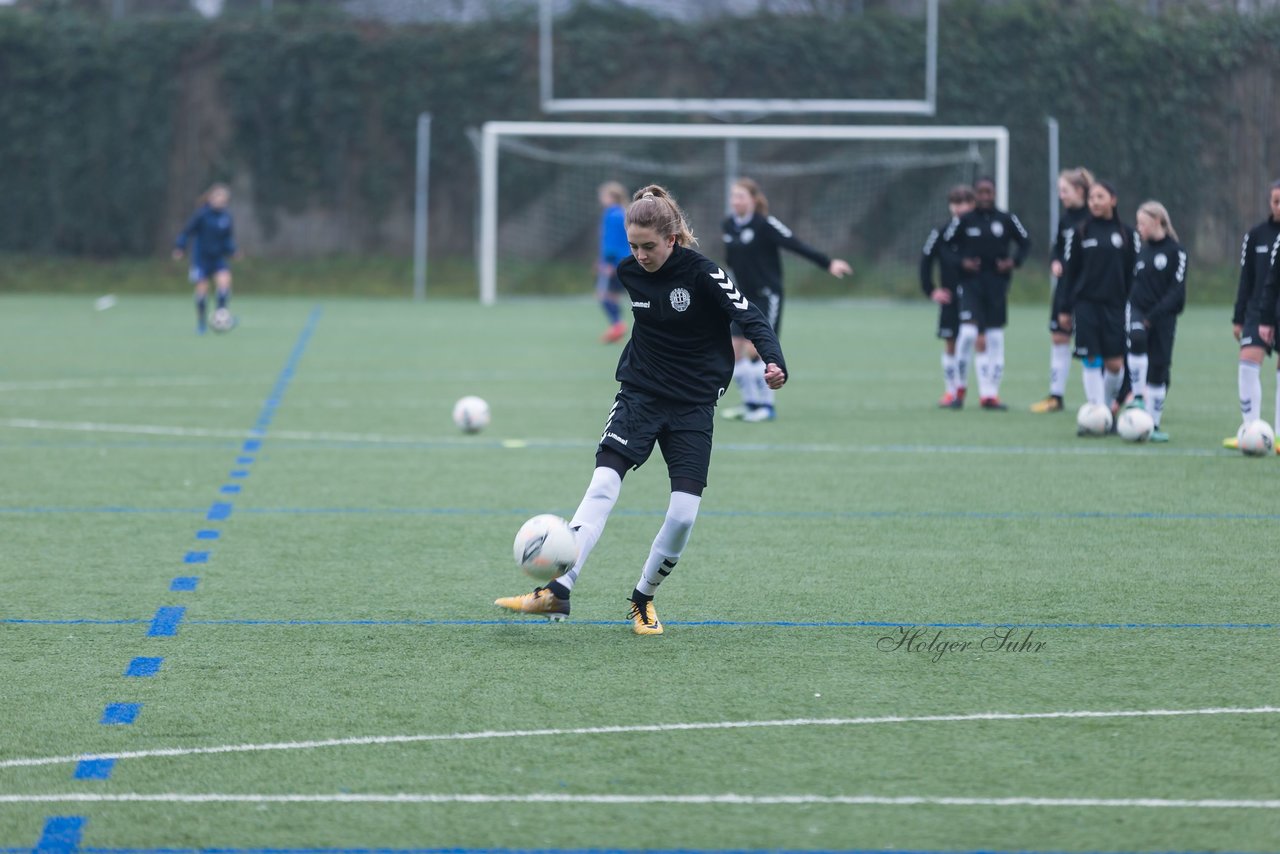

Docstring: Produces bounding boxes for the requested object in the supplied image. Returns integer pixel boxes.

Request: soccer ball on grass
[452,396,490,434]
[1238,419,1275,457]
[209,307,236,333]
[1075,403,1113,437]
[1116,407,1155,442]
[513,514,579,582]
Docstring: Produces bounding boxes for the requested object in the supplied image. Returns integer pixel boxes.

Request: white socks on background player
[941,351,958,395]
[976,328,1005,400]
[733,357,772,409]
[1239,360,1262,424]
[1049,342,1071,398]
[1148,383,1167,427]
[955,323,979,392]
[558,466,622,593]
[1127,353,1149,404]
[634,491,701,597]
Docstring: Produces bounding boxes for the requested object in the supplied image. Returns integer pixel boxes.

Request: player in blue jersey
[173,183,237,334]
[496,185,786,635]
[596,181,631,343]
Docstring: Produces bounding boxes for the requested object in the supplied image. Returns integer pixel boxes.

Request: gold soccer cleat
[628,598,663,636]
[495,587,570,621]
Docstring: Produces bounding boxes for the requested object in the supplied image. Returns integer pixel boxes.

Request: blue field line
[4,617,1273,630]
[5,505,1280,523]
[0,850,1226,854]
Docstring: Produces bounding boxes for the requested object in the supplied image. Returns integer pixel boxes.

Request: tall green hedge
[1,1,1277,259]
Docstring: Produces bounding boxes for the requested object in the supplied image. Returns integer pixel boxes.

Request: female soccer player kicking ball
[496,185,787,635]
[173,183,237,335]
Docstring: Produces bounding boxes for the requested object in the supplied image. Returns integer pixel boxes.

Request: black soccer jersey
[721,212,830,297]
[1062,215,1138,310]
[1130,235,1187,321]
[1234,217,1280,324]
[616,244,786,405]
[1051,205,1088,267]
[943,206,1030,277]
[920,216,963,296]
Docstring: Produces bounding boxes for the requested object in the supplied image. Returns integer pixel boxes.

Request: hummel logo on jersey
[604,431,629,446]
[966,227,981,237]
[1082,238,1099,248]
[669,288,691,312]
[632,300,651,309]
[709,267,749,310]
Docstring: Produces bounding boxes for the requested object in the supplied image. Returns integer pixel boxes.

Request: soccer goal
[477,121,1009,305]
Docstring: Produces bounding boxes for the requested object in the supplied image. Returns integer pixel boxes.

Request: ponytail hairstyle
[1137,200,1178,242]
[1059,167,1093,203]
[627,184,697,247]
[733,177,769,216]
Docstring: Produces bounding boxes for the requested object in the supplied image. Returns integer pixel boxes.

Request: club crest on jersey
[738,227,754,245]
[1111,232,1124,248]
[669,287,691,312]
[990,220,1004,238]
[1154,253,1168,270]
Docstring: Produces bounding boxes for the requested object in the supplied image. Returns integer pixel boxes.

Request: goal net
[478,121,1009,304]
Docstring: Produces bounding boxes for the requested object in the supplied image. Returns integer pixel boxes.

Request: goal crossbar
[478,121,1010,305]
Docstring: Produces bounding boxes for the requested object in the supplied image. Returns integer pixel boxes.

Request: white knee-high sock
[942,351,957,394]
[1082,365,1105,406]
[1103,368,1124,407]
[1049,342,1071,398]
[1127,353,1149,405]
[748,359,772,408]
[559,467,623,592]
[955,324,978,392]
[1148,383,1167,427]
[985,328,1005,397]
[1239,360,1261,424]
[635,491,701,597]
[732,358,755,406]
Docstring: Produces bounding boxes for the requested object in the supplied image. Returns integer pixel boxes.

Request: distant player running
[596,181,630,344]
[1059,180,1137,427]
[943,177,1030,410]
[920,184,976,408]
[495,185,787,635]
[1031,167,1094,413]
[173,183,237,335]
[720,178,851,422]
[1223,180,1280,450]
[1125,201,1187,442]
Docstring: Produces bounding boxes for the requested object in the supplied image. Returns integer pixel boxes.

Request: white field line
[1,706,1276,771]
[0,417,1223,457]
[0,793,1274,809]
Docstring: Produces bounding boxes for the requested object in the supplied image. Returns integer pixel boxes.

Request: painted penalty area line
[1,706,1276,771]
[0,792,1275,810]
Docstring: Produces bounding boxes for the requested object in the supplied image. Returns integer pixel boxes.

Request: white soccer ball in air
[1238,419,1275,457]
[452,396,490,434]
[1076,403,1113,437]
[513,514,579,582]
[1116,407,1155,442]
[210,307,236,333]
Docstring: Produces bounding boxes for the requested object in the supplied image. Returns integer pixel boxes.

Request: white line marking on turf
[0,417,1224,457]
[0,793,1274,809]
[1,706,1275,771]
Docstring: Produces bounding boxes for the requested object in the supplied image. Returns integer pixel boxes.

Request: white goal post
[477,121,1010,305]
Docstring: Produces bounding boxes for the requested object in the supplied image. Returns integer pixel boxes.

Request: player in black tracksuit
[1226,181,1280,447]
[1032,167,1094,413]
[1059,181,1137,419]
[920,184,975,408]
[720,177,850,422]
[496,184,786,636]
[942,177,1030,410]
[1126,201,1187,442]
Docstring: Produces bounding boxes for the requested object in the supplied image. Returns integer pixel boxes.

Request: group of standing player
[921,170,1188,441]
